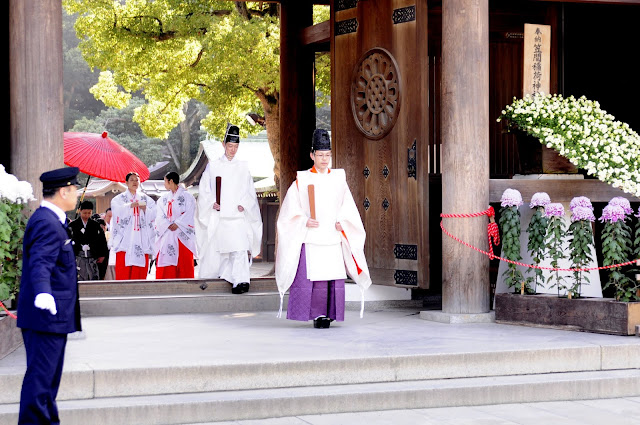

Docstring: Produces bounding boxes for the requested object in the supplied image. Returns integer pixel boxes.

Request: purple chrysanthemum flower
[569,196,593,211]
[545,203,565,218]
[608,197,634,215]
[570,206,596,222]
[636,207,640,219]
[599,204,626,223]
[500,188,523,208]
[529,192,551,208]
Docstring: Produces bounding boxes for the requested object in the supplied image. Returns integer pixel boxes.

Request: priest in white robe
[196,124,263,293]
[276,129,371,328]
[110,172,157,280]
[154,171,198,279]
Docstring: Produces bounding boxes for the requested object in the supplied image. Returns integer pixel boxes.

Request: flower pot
[494,292,640,335]
[514,129,577,174]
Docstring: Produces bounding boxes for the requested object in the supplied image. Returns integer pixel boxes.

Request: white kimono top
[154,186,198,267]
[196,155,263,278]
[110,190,157,267]
[275,167,372,316]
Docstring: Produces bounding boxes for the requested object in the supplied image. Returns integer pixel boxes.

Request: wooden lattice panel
[350,48,402,140]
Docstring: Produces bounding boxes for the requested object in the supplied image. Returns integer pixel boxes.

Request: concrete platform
[3,261,640,424]
[3,307,640,424]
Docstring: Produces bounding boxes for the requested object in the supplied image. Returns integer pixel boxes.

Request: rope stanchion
[0,300,17,319]
[441,208,639,272]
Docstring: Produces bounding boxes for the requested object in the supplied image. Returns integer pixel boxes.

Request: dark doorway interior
[563,4,640,133]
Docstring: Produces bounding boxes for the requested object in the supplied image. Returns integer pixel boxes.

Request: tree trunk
[179,104,191,172]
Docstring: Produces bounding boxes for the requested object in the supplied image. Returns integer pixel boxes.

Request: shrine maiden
[155,171,198,279]
[110,171,157,279]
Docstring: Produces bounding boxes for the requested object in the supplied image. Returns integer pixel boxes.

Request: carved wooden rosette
[350,48,401,140]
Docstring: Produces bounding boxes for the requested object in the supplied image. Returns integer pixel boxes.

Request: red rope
[441,207,639,272]
[0,300,17,319]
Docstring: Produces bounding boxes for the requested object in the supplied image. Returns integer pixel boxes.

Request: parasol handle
[75,175,92,218]
[215,176,221,206]
[308,185,316,220]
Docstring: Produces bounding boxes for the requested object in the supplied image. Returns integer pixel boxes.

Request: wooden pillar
[279,1,315,195]
[10,0,65,205]
[441,0,490,313]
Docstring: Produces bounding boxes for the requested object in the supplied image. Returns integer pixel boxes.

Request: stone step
[2,369,640,425]
[80,292,289,316]
[78,279,421,316]
[79,277,279,297]
[2,343,639,405]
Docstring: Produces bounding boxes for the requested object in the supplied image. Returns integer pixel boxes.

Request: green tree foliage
[70,97,169,167]
[63,11,104,130]
[63,1,331,182]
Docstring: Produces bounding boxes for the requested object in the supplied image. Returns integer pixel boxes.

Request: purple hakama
[287,244,345,321]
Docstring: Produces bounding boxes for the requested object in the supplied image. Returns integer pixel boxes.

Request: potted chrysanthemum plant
[525,192,550,293]
[544,203,568,296]
[498,189,525,293]
[567,197,596,299]
[0,165,34,308]
[599,198,637,301]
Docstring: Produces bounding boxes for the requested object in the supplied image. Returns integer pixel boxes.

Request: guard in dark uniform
[17,167,82,425]
[69,201,108,280]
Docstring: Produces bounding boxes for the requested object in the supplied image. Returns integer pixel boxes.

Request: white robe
[110,190,157,267]
[196,155,262,280]
[154,186,198,267]
[275,168,371,316]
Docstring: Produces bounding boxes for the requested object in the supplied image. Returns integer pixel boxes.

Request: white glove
[34,293,57,315]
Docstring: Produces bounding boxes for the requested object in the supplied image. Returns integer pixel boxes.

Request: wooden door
[331,0,430,288]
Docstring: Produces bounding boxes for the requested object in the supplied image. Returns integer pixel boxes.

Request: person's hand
[335,222,343,232]
[237,205,244,212]
[97,257,105,264]
[34,293,57,315]
[168,223,179,231]
[306,218,319,228]
[213,202,220,211]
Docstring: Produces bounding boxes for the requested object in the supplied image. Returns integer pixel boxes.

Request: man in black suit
[17,166,82,425]
[69,201,108,280]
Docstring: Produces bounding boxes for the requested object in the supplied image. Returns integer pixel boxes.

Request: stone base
[0,315,23,360]
[419,310,495,324]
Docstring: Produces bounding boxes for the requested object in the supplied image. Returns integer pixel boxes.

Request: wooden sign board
[523,23,550,96]
[523,24,575,172]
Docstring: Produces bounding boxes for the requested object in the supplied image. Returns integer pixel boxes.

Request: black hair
[42,187,58,198]
[105,207,111,213]
[80,201,94,211]
[125,172,140,182]
[165,171,180,185]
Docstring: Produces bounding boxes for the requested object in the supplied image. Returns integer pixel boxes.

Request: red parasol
[63,131,150,182]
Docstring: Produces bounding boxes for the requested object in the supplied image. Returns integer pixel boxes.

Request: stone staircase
[2,341,640,424]
[2,280,640,424]
[78,277,286,316]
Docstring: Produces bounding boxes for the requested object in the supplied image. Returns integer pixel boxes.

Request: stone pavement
[189,398,640,424]
[3,260,640,424]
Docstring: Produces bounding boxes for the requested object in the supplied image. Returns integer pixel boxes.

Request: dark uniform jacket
[69,217,108,258]
[17,207,81,334]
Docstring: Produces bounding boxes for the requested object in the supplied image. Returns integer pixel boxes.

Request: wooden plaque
[523,23,551,96]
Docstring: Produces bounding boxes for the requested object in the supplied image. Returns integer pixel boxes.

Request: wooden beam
[489,179,640,203]
[300,20,330,46]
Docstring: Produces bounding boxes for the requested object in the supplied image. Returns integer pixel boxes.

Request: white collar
[41,200,67,225]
